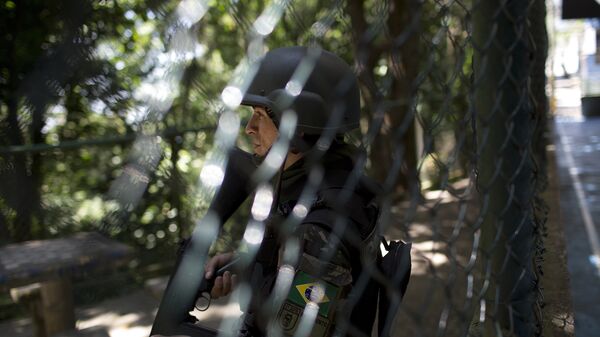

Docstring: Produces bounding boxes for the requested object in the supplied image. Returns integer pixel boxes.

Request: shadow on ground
[387,182,480,337]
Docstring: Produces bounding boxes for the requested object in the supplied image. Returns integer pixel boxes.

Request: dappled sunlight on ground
[109,326,151,337]
[0,287,245,337]
[387,181,479,336]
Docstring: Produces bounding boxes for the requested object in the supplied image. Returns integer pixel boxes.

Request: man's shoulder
[301,182,379,243]
[296,223,352,269]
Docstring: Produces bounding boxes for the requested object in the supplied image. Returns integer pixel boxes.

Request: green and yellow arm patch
[287,270,341,318]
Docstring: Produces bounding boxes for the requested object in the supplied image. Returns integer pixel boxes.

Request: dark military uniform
[240,143,381,337]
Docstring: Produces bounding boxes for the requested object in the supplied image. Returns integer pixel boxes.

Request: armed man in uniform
[154,46,384,337]
[206,46,382,337]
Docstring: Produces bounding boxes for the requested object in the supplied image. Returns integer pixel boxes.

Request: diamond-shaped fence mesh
[0,0,550,336]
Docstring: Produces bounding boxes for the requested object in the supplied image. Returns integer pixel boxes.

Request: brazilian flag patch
[287,270,341,318]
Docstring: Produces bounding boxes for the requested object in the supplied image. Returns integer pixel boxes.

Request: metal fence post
[473,0,539,336]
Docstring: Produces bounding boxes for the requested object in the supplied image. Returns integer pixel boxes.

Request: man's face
[245,106,278,157]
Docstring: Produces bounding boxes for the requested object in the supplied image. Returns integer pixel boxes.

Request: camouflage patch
[298,253,352,286]
[300,225,351,270]
[303,226,335,251]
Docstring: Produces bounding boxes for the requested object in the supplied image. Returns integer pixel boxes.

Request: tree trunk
[2,2,46,242]
[0,201,12,244]
[6,92,35,242]
[168,136,185,238]
[28,104,46,239]
[347,0,422,199]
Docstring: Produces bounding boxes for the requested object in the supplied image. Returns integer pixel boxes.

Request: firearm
[194,256,241,312]
[150,245,241,337]
[150,147,256,337]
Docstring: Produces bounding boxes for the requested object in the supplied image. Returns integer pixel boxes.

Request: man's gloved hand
[204,252,238,298]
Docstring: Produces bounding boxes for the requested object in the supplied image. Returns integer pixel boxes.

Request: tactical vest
[242,169,381,337]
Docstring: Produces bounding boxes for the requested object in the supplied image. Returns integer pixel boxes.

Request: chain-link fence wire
[0,0,550,336]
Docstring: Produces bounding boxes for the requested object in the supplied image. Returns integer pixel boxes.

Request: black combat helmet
[241,46,361,135]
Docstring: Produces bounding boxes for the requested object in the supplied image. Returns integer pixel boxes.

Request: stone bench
[0,232,133,337]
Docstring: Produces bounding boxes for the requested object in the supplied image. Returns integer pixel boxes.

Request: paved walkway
[553,77,600,337]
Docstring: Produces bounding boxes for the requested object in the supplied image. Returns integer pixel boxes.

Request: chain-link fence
[0,0,551,336]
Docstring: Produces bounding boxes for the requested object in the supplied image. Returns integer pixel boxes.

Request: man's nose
[245,115,257,135]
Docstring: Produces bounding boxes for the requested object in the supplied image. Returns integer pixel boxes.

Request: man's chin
[253,150,266,157]
[252,146,267,157]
